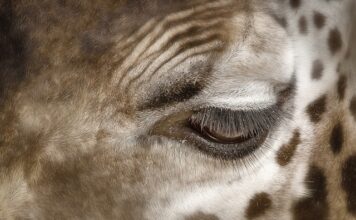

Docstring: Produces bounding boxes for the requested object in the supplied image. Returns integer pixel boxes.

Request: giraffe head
[0,0,355,219]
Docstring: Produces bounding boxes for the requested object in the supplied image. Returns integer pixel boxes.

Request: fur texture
[0,0,355,219]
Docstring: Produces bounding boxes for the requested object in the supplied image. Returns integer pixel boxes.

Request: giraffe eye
[186,107,280,160]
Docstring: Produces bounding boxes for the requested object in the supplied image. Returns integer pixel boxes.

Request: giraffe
[0,0,355,219]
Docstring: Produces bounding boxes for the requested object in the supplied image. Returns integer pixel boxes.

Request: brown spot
[313,11,326,29]
[245,192,272,219]
[277,79,296,106]
[311,60,324,80]
[290,0,301,9]
[350,96,356,120]
[328,28,343,55]
[329,122,344,154]
[185,211,220,220]
[337,75,347,100]
[293,166,328,220]
[298,16,308,34]
[341,155,356,215]
[279,17,287,28]
[276,130,300,166]
[306,95,327,123]
[274,16,288,28]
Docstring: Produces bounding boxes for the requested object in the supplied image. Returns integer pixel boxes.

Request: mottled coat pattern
[0,0,355,219]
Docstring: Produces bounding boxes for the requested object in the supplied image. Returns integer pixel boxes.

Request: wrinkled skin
[0,0,355,219]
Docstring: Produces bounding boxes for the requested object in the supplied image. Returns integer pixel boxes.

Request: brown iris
[201,125,254,144]
[189,120,254,144]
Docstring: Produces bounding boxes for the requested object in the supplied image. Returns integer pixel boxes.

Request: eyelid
[190,105,283,134]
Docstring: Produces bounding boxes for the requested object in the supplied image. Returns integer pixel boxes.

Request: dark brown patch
[298,16,308,34]
[313,11,326,29]
[341,155,356,215]
[328,28,343,55]
[185,211,220,220]
[273,16,288,28]
[276,130,300,166]
[293,166,328,220]
[337,75,347,100]
[350,96,356,121]
[329,122,343,154]
[311,60,324,80]
[290,0,301,9]
[277,79,296,106]
[306,95,327,123]
[245,192,272,219]
[0,0,28,107]
[279,17,288,28]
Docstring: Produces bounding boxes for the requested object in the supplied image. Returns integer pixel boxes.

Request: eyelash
[185,106,283,160]
[189,106,282,138]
